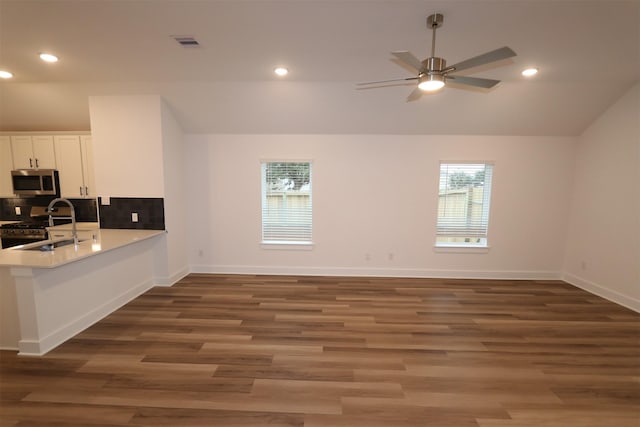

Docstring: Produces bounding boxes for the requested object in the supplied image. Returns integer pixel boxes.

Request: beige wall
[88,96,165,198]
[156,99,189,284]
[185,134,576,278]
[88,95,189,285]
[563,83,640,311]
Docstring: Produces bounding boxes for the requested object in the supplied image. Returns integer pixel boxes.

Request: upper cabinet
[80,136,96,198]
[0,136,14,197]
[54,135,95,198]
[11,135,56,169]
[0,133,94,199]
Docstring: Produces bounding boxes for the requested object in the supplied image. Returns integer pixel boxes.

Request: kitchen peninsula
[0,97,190,356]
[0,228,165,355]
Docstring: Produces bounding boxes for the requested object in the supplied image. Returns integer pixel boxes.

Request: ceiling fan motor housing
[422,57,446,75]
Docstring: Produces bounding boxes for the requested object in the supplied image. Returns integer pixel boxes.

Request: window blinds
[436,163,493,245]
[261,162,312,243]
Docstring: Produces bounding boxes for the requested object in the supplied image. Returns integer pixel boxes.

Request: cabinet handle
[80,186,83,196]
[29,158,33,168]
[35,158,39,168]
[85,186,89,196]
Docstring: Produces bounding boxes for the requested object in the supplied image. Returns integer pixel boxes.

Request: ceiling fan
[358,13,517,101]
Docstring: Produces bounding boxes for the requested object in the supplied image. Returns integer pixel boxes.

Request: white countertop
[47,222,99,232]
[0,229,165,268]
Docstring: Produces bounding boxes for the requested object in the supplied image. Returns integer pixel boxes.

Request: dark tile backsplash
[1,196,164,230]
[98,197,165,230]
[68,199,99,222]
[0,197,98,222]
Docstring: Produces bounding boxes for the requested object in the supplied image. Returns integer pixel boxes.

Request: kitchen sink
[19,239,86,251]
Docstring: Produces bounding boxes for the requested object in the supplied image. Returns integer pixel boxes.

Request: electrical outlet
[15,206,21,216]
[131,212,138,223]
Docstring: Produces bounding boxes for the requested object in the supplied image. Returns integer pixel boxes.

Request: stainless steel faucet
[47,198,78,246]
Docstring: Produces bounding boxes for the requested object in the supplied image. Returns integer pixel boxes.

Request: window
[261,162,312,244]
[436,162,494,247]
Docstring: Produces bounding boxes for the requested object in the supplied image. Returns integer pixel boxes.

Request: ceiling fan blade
[406,87,423,102]
[391,51,424,73]
[356,77,418,86]
[447,75,501,88]
[448,46,516,73]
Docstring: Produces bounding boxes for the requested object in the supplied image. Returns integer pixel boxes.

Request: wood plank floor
[1,274,639,426]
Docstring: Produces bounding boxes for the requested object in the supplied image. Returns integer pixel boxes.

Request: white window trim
[261,241,314,250]
[260,160,313,246]
[435,161,494,250]
[433,245,491,254]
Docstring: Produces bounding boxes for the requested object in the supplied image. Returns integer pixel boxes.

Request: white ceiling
[0,0,638,135]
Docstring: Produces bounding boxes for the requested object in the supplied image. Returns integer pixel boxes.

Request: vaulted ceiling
[0,0,638,135]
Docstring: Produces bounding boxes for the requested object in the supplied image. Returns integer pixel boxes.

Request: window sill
[261,241,314,251]
[433,245,490,254]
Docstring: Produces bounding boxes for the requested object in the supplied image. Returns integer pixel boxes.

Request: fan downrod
[426,13,444,59]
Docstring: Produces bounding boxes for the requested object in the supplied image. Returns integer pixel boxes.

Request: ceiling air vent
[172,35,200,48]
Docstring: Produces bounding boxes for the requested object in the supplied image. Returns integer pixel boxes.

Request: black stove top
[1,206,74,248]
[0,221,49,242]
[1,220,49,230]
[1,205,73,230]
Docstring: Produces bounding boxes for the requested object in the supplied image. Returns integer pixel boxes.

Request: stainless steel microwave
[11,169,60,196]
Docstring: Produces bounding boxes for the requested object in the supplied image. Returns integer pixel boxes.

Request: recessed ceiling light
[522,68,538,77]
[0,70,13,79]
[39,53,59,63]
[274,67,289,76]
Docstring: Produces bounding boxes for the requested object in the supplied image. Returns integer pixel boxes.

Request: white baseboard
[0,344,18,351]
[18,278,155,356]
[154,266,190,287]
[189,264,561,281]
[563,272,640,313]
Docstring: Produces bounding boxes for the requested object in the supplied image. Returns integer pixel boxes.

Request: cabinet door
[54,136,84,198]
[80,135,95,197]
[10,135,56,169]
[10,136,34,169]
[0,136,14,196]
[31,135,56,169]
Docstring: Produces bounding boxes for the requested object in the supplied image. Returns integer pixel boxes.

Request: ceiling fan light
[418,74,445,91]
[522,67,538,77]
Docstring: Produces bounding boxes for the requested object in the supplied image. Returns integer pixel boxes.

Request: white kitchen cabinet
[54,135,95,198]
[11,135,56,169]
[80,135,96,197]
[0,136,14,197]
